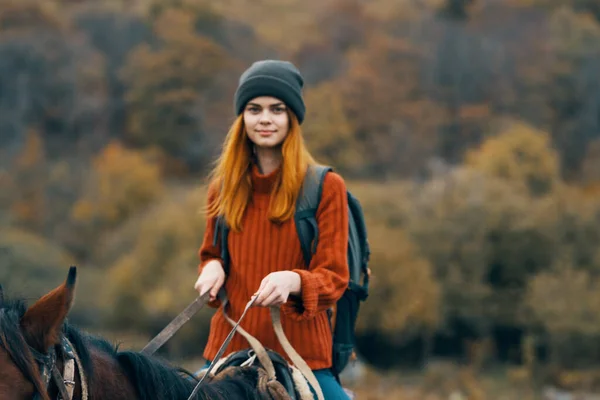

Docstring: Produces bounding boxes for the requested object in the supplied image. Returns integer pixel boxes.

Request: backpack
[212,164,370,376]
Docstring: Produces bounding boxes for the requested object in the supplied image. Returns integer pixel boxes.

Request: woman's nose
[259,111,272,123]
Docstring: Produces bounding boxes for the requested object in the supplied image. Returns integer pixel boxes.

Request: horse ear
[21,266,77,353]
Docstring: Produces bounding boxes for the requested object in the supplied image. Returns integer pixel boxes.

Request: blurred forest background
[2,0,600,398]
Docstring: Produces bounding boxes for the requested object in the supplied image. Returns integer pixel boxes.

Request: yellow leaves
[10,129,46,230]
[337,33,445,176]
[121,7,231,154]
[358,224,441,334]
[71,200,95,223]
[15,129,44,170]
[459,104,492,120]
[580,138,600,185]
[203,0,322,54]
[72,140,164,227]
[0,228,79,299]
[103,185,209,323]
[526,262,600,336]
[0,0,65,33]
[465,119,560,196]
[548,4,600,54]
[153,7,196,43]
[302,82,364,171]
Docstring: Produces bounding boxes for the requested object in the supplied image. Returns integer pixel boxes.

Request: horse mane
[0,296,263,400]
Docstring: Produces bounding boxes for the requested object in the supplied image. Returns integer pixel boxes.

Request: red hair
[205,110,316,232]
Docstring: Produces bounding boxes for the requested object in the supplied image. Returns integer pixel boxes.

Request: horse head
[0,267,288,400]
[0,266,77,400]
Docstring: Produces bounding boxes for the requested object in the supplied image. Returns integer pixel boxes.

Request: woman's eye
[273,107,285,113]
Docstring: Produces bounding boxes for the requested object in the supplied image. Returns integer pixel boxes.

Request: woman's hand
[194,260,226,302]
[253,271,301,307]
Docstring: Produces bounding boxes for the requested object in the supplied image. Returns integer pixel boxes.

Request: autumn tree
[9,130,46,232]
[0,0,107,158]
[302,82,364,173]
[357,223,440,341]
[121,6,231,167]
[545,7,600,177]
[465,119,560,196]
[428,4,501,163]
[339,33,445,178]
[0,228,75,298]
[102,185,212,356]
[72,141,163,226]
[69,141,164,259]
[525,260,600,367]
[74,5,151,137]
[437,0,478,20]
[531,0,600,23]
[580,138,600,185]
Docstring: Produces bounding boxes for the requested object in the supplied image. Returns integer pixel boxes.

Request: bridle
[0,285,87,400]
[28,336,88,400]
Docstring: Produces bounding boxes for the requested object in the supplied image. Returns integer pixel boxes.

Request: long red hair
[205,110,316,232]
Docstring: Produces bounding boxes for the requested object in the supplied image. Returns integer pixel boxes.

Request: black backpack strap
[294,165,332,266]
[346,192,370,299]
[212,214,230,275]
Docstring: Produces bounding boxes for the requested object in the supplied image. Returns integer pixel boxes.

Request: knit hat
[234,60,306,124]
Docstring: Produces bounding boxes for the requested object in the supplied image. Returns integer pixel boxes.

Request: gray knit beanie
[234,60,306,124]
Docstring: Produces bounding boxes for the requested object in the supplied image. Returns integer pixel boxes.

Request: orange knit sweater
[197,163,349,370]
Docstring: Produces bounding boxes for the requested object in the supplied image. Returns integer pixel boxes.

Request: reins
[185,290,325,400]
[186,292,259,400]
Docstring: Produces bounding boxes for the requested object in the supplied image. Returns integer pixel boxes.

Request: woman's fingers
[254,282,275,306]
[209,275,224,300]
[260,290,284,307]
[195,276,220,300]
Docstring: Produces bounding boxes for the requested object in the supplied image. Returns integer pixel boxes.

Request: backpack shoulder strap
[212,214,230,274]
[295,164,332,266]
[210,181,230,274]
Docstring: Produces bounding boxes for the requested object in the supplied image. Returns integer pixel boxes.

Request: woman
[194,60,351,399]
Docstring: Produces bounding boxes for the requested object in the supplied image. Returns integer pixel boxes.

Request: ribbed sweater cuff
[282,269,319,320]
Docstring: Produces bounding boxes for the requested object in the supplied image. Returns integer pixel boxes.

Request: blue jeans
[310,369,351,400]
[196,361,350,400]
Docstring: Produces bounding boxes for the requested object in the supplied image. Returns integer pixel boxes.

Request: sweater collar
[251,162,281,194]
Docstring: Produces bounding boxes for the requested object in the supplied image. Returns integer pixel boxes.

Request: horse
[0,266,292,400]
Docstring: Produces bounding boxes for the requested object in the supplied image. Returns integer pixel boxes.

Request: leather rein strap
[139,288,325,400]
[188,291,325,400]
[219,294,277,381]
[269,306,324,400]
[186,293,259,400]
[141,291,211,356]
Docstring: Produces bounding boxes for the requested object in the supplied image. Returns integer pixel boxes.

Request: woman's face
[243,96,290,149]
